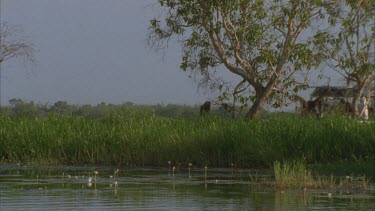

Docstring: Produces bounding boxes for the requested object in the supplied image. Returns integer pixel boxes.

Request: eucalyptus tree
[316,0,375,115]
[149,0,328,118]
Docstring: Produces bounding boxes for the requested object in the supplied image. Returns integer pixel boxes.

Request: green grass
[311,160,375,178]
[273,160,370,189]
[0,110,374,171]
[274,160,335,189]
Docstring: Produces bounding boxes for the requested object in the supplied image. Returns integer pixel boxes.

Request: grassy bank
[0,110,374,171]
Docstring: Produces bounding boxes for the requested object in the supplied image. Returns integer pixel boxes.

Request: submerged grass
[273,160,369,190]
[274,160,335,189]
[0,110,374,172]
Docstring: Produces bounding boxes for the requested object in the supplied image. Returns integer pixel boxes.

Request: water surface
[0,165,374,210]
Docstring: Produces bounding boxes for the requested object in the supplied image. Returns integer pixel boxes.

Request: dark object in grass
[293,95,322,118]
[200,101,211,116]
[339,98,354,114]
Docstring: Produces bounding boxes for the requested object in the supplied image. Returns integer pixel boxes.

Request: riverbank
[0,112,374,174]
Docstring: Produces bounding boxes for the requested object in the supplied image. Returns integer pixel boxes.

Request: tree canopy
[315,0,375,115]
[149,0,332,118]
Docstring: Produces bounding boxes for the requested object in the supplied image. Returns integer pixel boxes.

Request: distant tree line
[1,98,240,119]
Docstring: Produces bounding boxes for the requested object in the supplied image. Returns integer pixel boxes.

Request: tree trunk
[351,93,360,117]
[245,97,267,119]
[245,86,270,119]
[351,77,371,118]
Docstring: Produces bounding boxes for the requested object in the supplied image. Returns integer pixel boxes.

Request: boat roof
[311,86,374,98]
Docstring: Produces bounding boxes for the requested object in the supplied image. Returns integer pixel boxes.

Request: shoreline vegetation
[1,104,374,188]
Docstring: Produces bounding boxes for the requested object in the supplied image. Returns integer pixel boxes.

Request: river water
[0,165,374,210]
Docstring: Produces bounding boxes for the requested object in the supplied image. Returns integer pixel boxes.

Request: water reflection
[0,165,374,210]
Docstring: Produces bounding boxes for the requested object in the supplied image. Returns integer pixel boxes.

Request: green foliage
[316,0,375,115]
[2,100,202,119]
[274,160,337,189]
[311,160,375,178]
[149,0,330,118]
[0,111,374,169]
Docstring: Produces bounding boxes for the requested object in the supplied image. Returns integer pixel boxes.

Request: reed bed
[274,160,335,189]
[0,110,374,169]
[273,160,369,190]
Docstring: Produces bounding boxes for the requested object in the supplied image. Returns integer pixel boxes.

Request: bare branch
[0,23,35,65]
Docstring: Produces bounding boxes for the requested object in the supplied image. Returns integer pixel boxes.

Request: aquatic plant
[274,160,339,189]
[204,166,207,182]
[94,171,98,184]
[114,169,119,179]
[188,163,192,178]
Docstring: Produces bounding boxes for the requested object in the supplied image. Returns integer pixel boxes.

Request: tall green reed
[273,160,336,189]
[0,112,374,168]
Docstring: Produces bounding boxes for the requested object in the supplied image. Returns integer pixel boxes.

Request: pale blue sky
[0,0,342,107]
[0,0,210,105]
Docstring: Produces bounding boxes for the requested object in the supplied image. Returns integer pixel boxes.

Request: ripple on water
[0,165,374,210]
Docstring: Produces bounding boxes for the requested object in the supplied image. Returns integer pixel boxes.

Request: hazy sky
[0,0,342,107]
[0,0,212,105]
